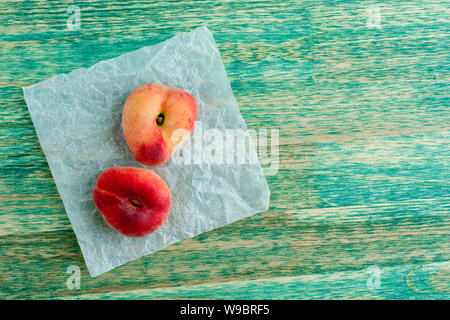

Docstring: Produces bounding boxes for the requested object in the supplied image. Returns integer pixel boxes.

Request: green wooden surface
[0,0,449,299]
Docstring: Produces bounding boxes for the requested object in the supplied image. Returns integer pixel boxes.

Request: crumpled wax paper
[22,26,270,277]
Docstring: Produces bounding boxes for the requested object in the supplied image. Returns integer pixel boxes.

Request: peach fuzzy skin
[93,167,171,237]
[122,83,198,166]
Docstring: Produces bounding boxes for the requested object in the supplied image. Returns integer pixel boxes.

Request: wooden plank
[1,198,448,299]
[57,261,450,300]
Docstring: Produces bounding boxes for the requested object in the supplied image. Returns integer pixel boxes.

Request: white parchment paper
[22,27,270,277]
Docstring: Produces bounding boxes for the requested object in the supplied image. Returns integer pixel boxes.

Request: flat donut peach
[122,83,198,166]
[93,166,171,237]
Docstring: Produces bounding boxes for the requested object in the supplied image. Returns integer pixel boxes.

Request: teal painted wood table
[0,0,449,299]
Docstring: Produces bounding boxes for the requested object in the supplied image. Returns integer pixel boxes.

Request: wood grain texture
[0,0,449,299]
